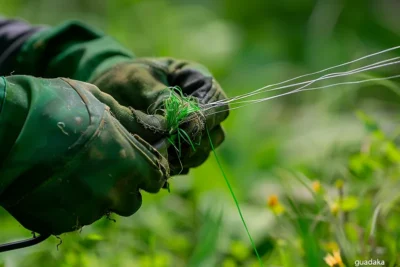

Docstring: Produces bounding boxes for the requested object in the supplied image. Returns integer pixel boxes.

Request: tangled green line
[164,87,201,154]
[163,87,263,266]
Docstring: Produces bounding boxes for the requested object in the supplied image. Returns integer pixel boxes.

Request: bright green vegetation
[163,86,202,153]
[1,0,400,266]
[164,87,201,134]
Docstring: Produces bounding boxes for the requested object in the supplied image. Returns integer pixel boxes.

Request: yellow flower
[324,250,344,267]
[312,180,322,193]
[267,194,285,215]
[333,250,343,266]
[330,202,339,216]
[324,254,336,267]
[267,194,279,207]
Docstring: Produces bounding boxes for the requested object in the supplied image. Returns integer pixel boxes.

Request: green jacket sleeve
[15,21,134,82]
[0,76,169,235]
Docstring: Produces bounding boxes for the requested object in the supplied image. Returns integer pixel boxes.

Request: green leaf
[344,222,359,242]
[231,241,250,261]
[383,141,400,163]
[349,154,383,177]
[339,196,360,211]
[85,234,104,241]
[222,258,238,267]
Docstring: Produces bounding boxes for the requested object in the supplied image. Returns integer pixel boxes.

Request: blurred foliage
[1,0,400,266]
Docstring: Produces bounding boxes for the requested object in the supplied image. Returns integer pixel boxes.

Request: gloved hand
[90,58,229,174]
[0,76,169,235]
[14,21,229,174]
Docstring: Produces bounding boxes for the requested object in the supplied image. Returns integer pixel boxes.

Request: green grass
[261,111,400,267]
[163,86,202,154]
[150,83,400,267]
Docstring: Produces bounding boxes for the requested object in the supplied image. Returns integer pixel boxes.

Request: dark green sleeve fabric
[0,77,5,113]
[0,76,169,235]
[15,21,134,81]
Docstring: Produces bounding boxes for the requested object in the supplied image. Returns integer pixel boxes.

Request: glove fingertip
[111,191,143,217]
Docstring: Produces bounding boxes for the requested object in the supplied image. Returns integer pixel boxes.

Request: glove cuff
[16,20,134,81]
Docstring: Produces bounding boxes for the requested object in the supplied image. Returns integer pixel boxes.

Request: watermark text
[355,259,385,266]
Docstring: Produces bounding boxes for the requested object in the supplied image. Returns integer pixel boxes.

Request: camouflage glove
[0,76,169,235]
[90,58,229,174]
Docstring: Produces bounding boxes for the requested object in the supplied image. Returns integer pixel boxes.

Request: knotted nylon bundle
[164,87,202,134]
[163,87,202,153]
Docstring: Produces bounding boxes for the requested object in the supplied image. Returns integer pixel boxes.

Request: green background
[1,0,400,266]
